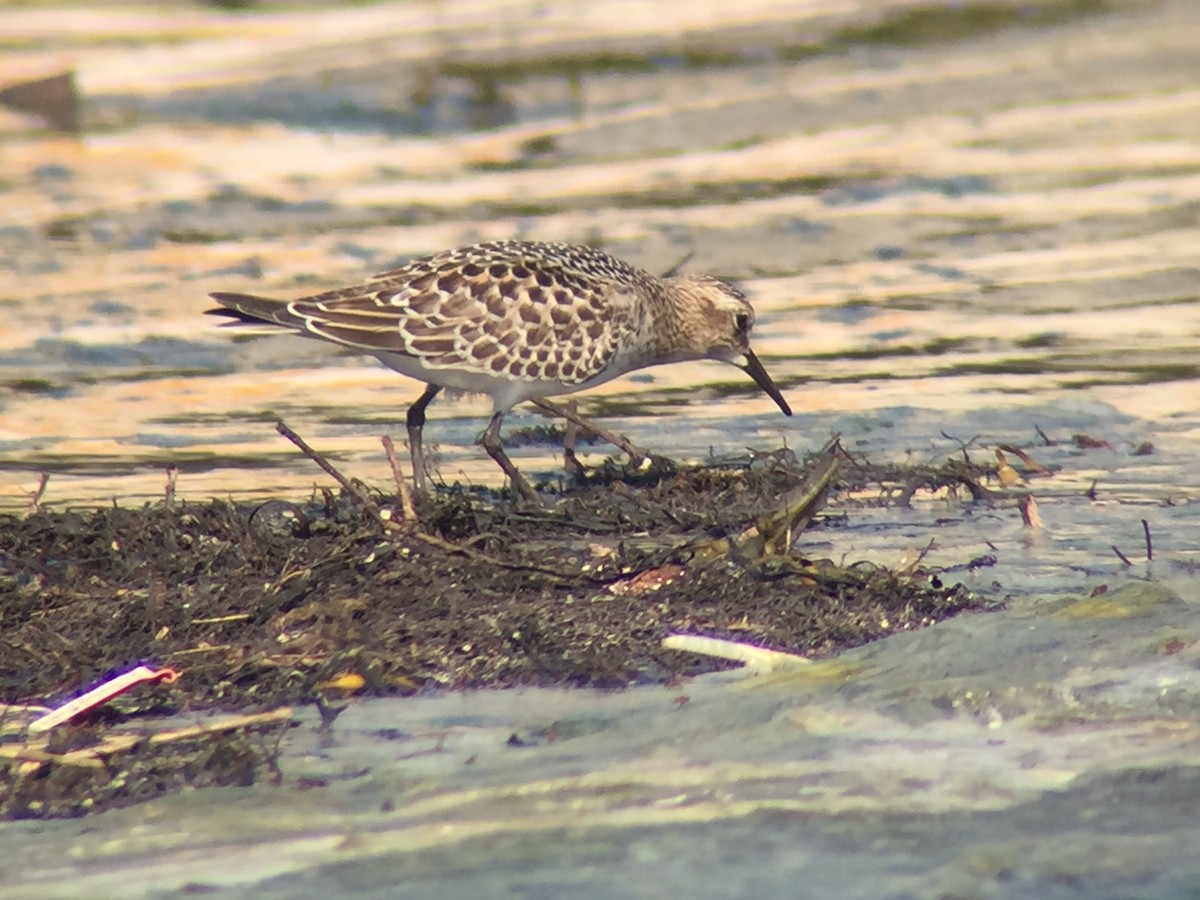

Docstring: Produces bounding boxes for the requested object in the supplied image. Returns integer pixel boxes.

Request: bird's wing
[283,242,643,384]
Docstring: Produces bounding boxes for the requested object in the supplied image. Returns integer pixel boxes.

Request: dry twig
[532,398,647,462]
[25,472,49,514]
[276,420,392,532]
[380,435,417,522]
[164,464,178,508]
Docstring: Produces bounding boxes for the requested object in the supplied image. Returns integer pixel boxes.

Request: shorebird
[207,240,791,502]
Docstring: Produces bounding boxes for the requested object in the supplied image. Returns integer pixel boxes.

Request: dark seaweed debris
[0,450,985,819]
[0,452,978,708]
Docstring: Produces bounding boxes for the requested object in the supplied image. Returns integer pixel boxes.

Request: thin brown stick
[275,420,393,532]
[532,398,646,461]
[1112,545,1133,567]
[1142,519,1153,561]
[940,430,980,463]
[562,398,581,475]
[276,422,597,581]
[148,708,293,746]
[167,644,235,657]
[26,472,50,514]
[164,463,178,509]
[1019,494,1043,529]
[381,435,417,521]
[660,248,695,278]
[997,444,1052,475]
[190,614,251,625]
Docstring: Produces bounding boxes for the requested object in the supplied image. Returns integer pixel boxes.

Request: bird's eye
[733,312,751,334]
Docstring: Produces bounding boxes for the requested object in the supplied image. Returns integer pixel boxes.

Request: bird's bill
[741,349,792,416]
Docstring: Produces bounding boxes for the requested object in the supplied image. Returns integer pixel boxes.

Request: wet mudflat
[1,442,983,818]
[0,450,973,696]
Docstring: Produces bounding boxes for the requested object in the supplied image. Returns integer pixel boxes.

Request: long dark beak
[741,349,792,416]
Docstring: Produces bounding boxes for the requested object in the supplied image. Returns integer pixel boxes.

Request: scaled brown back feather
[208,241,651,384]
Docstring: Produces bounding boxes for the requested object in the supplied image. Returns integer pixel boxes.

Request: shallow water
[0,2,1196,575]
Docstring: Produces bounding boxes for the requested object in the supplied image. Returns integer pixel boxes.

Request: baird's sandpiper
[208,240,791,502]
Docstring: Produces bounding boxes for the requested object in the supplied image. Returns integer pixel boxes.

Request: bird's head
[662,274,792,416]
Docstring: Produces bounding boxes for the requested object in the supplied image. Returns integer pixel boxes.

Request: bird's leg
[479,410,542,505]
[531,398,647,464]
[406,383,442,494]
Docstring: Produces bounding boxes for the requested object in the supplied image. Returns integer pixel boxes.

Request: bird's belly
[373,351,599,409]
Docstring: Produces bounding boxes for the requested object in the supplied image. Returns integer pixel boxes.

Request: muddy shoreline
[1,437,989,818]
[1,443,985,703]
